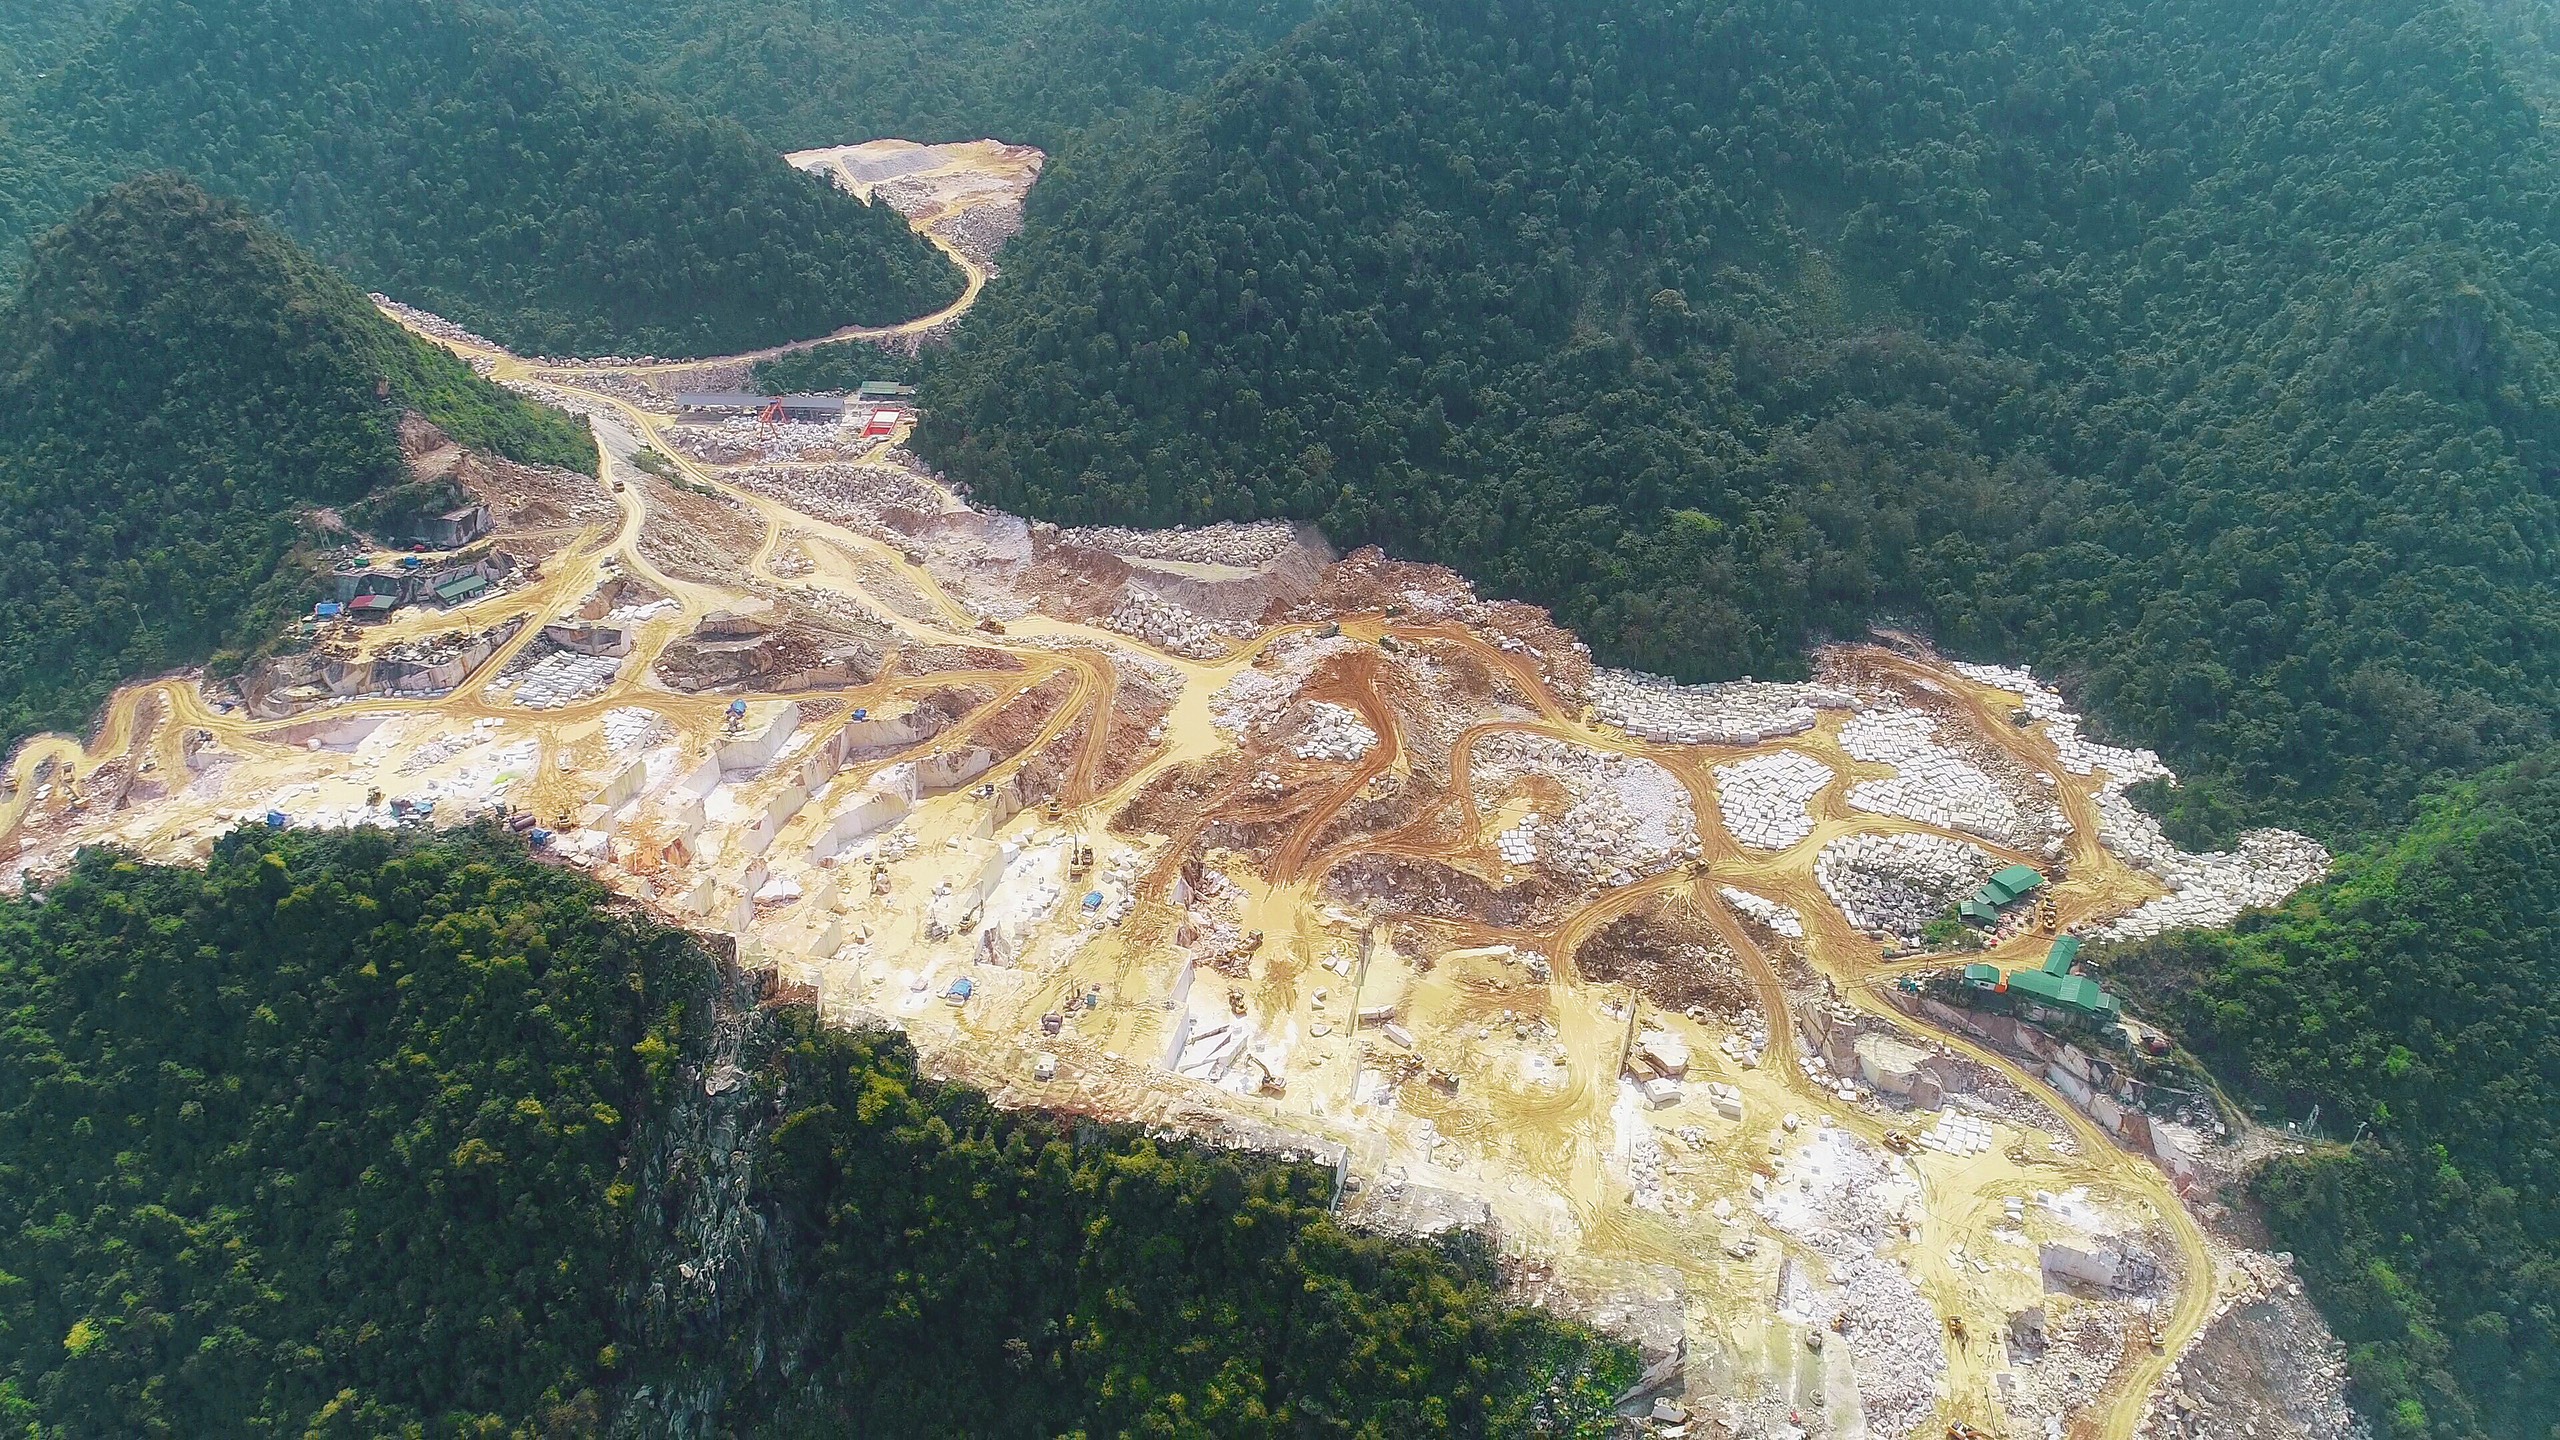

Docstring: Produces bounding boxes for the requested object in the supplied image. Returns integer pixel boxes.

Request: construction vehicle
[1945,1315,1968,1345]
[1242,929,1264,955]
[1066,821,1093,878]
[1883,1129,1915,1154]
[1228,988,1248,1017]
[1947,1425,1995,1440]
[870,862,892,896]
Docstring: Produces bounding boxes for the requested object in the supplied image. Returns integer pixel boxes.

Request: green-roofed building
[1962,864,2048,926]
[1954,933,2120,1025]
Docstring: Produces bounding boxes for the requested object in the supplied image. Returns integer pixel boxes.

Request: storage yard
[0,148,2362,1440]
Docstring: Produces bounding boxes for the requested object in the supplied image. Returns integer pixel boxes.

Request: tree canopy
[506,0,1327,151]
[0,0,965,358]
[0,175,593,751]
[2108,752,2560,1438]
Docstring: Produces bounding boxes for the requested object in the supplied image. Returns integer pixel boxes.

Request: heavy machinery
[871,862,892,896]
[1945,1315,1969,1346]
[1228,988,1248,1017]
[1066,821,1094,878]
[1947,1425,1995,1440]
[1883,1130,1915,1154]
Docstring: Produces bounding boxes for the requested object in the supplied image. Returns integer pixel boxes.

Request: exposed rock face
[611,946,811,1438]
[654,613,884,692]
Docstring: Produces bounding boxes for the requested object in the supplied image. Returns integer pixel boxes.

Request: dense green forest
[0,0,964,358]
[920,0,2560,848]
[512,0,1325,151]
[0,827,1632,1436]
[2108,753,2560,1438]
[752,342,918,396]
[0,176,593,752]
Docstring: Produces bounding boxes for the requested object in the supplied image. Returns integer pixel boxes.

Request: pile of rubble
[1062,519,1304,568]
[1815,831,1999,936]
[532,371,679,415]
[369,296,498,352]
[1753,1124,1945,1440]
[1839,707,2029,844]
[667,419,886,464]
[1290,701,1377,762]
[1954,662,2172,789]
[1470,734,1699,886]
[2141,1251,2368,1440]
[1104,587,1242,659]
[1718,885,1805,938]
[1587,668,1854,744]
[2091,794,2331,941]
[730,462,948,533]
[1712,750,1832,848]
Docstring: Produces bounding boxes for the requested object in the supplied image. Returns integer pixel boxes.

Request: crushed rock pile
[667,418,887,464]
[1816,831,1999,936]
[1105,587,1251,659]
[2141,1251,2368,1440]
[1062,519,1303,568]
[370,296,499,352]
[2094,798,2333,940]
[1712,750,1832,849]
[1589,668,1854,744]
[1755,1124,1945,1440]
[1470,733,1698,886]
[1291,702,1377,762]
[730,462,947,532]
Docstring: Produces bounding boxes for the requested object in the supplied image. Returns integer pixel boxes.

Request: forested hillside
[922,0,2560,846]
[2107,753,2560,1438]
[0,827,1631,1436]
[513,0,1326,149]
[0,177,594,751]
[0,0,964,357]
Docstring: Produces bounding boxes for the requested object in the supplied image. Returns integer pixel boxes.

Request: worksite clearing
[0,141,2366,1440]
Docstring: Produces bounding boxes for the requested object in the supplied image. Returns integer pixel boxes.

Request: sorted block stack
[1712,750,1833,849]
[1719,885,1806,937]
[1815,832,1999,936]
[1838,708,2026,844]
[1587,668,1855,744]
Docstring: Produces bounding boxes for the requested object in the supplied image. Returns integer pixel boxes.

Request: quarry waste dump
[0,141,2368,1440]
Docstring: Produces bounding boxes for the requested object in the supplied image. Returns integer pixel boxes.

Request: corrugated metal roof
[2043,935,2083,975]
[676,391,769,408]
[435,574,489,601]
